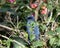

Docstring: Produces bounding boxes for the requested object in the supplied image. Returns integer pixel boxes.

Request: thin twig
[0,24,20,32]
[46,11,53,26]
[0,34,25,48]
[35,0,43,21]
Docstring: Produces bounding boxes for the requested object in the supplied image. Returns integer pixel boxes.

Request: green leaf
[47,31,55,36]
[30,33,35,41]
[58,35,60,39]
[32,40,43,48]
[47,1,53,10]
[40,24,46,31]
[49,37,56,46]
[57,39,60,46]
[13,42,22,48]
[12,37,28,48]
[13,1,16,4]
[56,27,60,33]
[6,40,11,48]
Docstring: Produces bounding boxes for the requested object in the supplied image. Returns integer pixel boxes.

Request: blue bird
[26,15,40,43]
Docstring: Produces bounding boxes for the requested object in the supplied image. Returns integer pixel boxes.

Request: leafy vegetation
[0,0,60,48]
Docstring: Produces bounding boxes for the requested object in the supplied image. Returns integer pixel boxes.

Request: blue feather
[26,15,40,43]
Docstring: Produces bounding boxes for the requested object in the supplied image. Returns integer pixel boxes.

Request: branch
[0,34,26,48]
[0,24,29,45]
[46,11,53,26]
[0,24,20,32]
[35,0,43,21]
[45,11,53,32]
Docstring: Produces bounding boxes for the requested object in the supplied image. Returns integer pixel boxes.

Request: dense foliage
[0,0,60,48]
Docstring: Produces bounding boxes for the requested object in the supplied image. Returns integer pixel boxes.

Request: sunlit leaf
[47,31,55,36]
[32,40,43,48]
[49,37,56,46]
[56,27,60,33]
[57,39,60,46]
